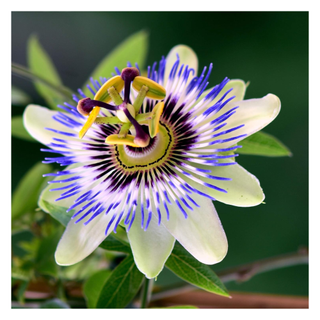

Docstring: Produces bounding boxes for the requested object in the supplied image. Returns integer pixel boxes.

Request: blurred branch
[12,63,75,100]
[150,290,308,308]
[151,247,308,302]
[217,246,308,283]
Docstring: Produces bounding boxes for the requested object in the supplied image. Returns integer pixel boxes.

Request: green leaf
[11,267,32,281]
[38,200,73,227]
[96,255,144,308]
[35,231,61,278]
[82,30,149,96]
[83,269,112,308]
[12,116,36,142]
[112,225,130,245]
[99,235,131,254]
[238,131,292,157]
[165,242,229,297]
[17,280,29,304]
[12,86,32,106]
[60,254,105,281]
[12,162,52,219]
[27,35,66,110]
[40,299,70,308]
[12,230,34,257]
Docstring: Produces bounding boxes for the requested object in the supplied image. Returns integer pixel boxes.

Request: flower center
[77,67,166,148]
[114,122,173,172]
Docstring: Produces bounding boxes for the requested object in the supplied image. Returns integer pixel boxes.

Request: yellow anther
[78,76,124,139]
[132,76,166,100]
[95,76,124,103]
[148,102,165,138]
[79,106,100,139]
[105,134,140,148]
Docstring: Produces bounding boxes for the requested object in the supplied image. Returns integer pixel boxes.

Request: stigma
[77,67,166,147]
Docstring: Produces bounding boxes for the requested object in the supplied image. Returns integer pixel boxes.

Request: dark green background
[12,12,308,296]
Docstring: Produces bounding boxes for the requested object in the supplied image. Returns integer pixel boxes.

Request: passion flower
[24,45,281,278]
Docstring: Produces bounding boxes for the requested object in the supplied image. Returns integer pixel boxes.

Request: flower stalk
[140,277,153,308]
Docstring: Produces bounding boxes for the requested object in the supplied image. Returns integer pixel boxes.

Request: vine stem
[150,247,308,302]
[141,277,153,308]
[12,63,75,99]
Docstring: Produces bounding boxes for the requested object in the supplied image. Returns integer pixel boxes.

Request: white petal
[164,45,198,86]
[204,94,281,149]
[55,210,115,265]
[127,202,175,279]
[177,161,265,207]
[219,79,247,102]
[23,105,79,146]
[159,192,228,264]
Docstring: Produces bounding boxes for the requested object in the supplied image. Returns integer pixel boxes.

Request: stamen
[105,134,140,148]
[132,76,166,100]
[77,97,118,116]
[78,107,101,139]
[78,75,125,139]
[148,101,165,138]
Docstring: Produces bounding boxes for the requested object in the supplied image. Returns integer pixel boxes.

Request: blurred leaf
[11,116,36,142]
[12,208,45,234]
[35,231,61,278]
[17,280,29,304]
[38,200,73,227]
[96,254,144,308]
[12,86,32,105]
[112,225,129,245]
[165,243,229,297]
[18,238,40,259]
[12,162,52,220]
[99,234,131,253]
[82,30,149,96]
[60,253,106,281]
[83,269,112,308]
[11,266,32,281]
[35,230,61,264]
[27,35,67,110]
[12,230,34,257]
[37,258,58,278]
[238,131,292,157]
[40,298,70,308]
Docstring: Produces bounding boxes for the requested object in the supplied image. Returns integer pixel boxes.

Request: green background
[12,12,308,296]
